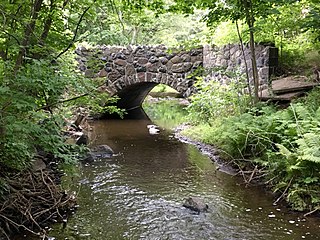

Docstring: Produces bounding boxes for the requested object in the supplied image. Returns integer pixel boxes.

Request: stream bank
[9,97,320,240]
[40,116,320,239]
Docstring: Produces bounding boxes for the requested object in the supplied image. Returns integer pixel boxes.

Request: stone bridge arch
[76,43,278,113]
[76,45,203,110]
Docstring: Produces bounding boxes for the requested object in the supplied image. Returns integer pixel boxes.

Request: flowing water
[32,100,320,239]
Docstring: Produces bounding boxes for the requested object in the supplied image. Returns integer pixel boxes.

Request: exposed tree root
[0,169,76,239]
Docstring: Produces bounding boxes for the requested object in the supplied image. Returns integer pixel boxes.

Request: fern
[296,133,320,163]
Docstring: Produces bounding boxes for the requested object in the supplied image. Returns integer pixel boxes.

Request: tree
[170,0,295,102]
[77,0,207,46]
[0,0,100,170]
[303,0,320,43]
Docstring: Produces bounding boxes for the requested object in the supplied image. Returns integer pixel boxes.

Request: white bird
[147,124,160,135]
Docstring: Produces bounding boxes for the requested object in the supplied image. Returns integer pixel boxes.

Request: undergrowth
[184,82,320,212]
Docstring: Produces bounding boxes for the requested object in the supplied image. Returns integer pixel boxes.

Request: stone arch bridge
[76,44,277,112]
[76,45,202,111]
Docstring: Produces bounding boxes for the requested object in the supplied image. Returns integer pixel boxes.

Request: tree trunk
[242,0,259,103]
[14,0,43,72]
[235,21,253,103]
[131,26,138,45]
[249,28,259,102]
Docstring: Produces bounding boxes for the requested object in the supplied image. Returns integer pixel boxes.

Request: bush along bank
[0,115,88,239]
[182,81,320,215]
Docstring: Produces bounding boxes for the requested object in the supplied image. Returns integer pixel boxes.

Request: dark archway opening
[103,82,158,119]
[102,82,183,119]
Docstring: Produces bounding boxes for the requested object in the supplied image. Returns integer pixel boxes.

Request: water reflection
[143,98,188,129]
[11,100,308,239]
[44,114,320,240]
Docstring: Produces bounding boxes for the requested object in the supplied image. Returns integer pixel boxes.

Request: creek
[28,99,320,239]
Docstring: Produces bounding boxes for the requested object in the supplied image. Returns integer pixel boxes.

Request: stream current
[47,101,319,240]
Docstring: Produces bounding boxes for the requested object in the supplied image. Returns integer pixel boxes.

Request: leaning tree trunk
[242,0,260,103]
[249,28,259,102]
[235,21,253,104]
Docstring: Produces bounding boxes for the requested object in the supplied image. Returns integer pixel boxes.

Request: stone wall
[76,43,278,110]
[76,45,203,97]
[203,44,278,85]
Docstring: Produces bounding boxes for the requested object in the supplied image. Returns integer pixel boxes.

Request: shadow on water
[18,100,320,239]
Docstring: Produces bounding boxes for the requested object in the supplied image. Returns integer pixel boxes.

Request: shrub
[184,87,320,211]
[187,69,251,124]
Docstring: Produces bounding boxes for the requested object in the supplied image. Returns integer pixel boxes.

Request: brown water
[15,100,319,240]
[42,115,320,240]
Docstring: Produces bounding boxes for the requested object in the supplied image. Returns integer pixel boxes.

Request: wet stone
[183,197,208,213]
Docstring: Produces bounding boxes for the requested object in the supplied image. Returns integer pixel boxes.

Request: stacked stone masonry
[76,45,203,97]
[203,44,278,85]
[76,44,278,97]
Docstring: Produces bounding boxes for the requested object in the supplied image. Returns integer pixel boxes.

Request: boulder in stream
[183,197,208,213]
[81,144,114,163]
[92,145,114,156]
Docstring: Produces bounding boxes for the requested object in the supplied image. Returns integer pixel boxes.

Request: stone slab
[270,76,319,94]
[260,90,305,101]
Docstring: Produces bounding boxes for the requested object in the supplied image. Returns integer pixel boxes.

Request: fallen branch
[303,207,320,217]
[246,165,258,187]
[0,169,76,238]
[36,82,108,112]
[273,177,293,205]
[0,213,40,236]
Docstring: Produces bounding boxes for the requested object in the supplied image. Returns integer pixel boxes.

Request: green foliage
[78,1,208,46]
[187,68,251,124]
[210,21,240,46]
[251,0,320,70]
[0,0,124,176]
[184,88,320,211]
[166,0,319,72]
[74,92,126,118]
[303,1,320,42]
[150,84,177,93]
[143,99,188,129]
[0,56,91,170]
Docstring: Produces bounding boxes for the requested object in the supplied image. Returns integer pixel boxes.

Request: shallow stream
[44,100,320,239]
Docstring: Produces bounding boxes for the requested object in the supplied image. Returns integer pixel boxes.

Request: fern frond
[296,133,320,163]
[299,155,320,163]
[276,143,293,159]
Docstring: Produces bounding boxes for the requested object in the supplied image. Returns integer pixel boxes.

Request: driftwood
[0,169,76,239]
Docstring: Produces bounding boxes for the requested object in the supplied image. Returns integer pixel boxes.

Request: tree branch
[36,93,89,112]
[54,5,92,60]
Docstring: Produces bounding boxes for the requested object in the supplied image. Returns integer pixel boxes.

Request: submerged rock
[183,197,208,213]
[81,144,114,163]
[92,145,114,156]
